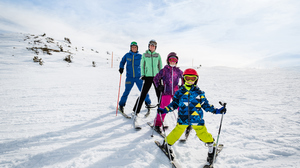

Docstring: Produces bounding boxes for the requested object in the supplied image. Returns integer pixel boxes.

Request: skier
[157,68,227,163]
[118,41,152,115]
[133,39,162,119]
[152,52,183,133]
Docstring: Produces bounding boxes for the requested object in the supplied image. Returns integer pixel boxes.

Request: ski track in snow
[0,33,300,168]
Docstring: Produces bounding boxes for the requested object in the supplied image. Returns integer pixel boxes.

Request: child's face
[169,61,176,66]
[184,75,197,85]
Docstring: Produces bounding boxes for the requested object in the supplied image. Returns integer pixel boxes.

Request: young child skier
[157,68,227,163]
[153,52,183,133]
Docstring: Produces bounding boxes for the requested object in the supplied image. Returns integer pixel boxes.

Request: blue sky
[0,0,300,67]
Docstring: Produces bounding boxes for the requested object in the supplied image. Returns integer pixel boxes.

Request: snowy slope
[0,33,300,168]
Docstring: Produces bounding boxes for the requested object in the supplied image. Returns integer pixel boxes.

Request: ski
[118,108,132,119]
[203,144,224,168]
[155,141,182,168]
[179,132,190,142]
[147,122,165,138]
[179,125,192,142]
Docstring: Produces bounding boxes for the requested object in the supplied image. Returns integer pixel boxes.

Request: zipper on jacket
[151,52,154,76]
[172,67,174,95]
[188,91,191,126]
[132,54,135,78]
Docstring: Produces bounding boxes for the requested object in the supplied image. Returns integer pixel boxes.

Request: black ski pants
[133,77,161,114]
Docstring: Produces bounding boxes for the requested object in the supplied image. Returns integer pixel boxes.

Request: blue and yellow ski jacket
[165,85,216,126]
[119,51,142,78]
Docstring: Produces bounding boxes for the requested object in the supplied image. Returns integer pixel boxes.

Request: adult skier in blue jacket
[118,42,151,115]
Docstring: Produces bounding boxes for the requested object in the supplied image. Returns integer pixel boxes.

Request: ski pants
[166,124,214,145]
[119,77,151,107]
[154,95,173,126]
[133,77,161,114]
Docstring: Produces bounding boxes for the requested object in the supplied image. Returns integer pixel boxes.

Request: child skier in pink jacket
[153,52,183,132]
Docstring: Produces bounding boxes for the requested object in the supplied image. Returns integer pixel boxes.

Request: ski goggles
[169,57,178,63]
[131,41,137,46]
[149,42,157,46]
[184,75,198,82]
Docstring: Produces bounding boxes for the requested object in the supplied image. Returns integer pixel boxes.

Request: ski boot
[145,104,151,117]
[206,142,216,164]
[154,126,162,133]
[162,141,175,160]
[118,106,124,113]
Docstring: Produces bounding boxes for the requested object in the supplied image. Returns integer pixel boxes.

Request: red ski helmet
[183,68,199,84]
[167,52,178,65]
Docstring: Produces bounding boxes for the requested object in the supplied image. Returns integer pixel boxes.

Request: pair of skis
[154,102,226,168]
[155,140,223,168]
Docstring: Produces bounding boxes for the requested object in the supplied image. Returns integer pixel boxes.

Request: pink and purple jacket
[154,65,183,96]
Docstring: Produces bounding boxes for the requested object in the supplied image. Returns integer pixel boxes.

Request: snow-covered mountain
[0,33,300,168]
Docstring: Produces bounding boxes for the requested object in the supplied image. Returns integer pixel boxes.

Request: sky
[0,0,300,67]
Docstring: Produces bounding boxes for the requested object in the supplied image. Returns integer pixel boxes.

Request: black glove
[119,68,124,74]
[140,76,146,80]
[158,85,164,92]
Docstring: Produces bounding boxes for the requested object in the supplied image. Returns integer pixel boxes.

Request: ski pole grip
[219,101,227,107]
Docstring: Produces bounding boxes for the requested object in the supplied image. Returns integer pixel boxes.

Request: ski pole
[211,101,226,168]
[159,112,173,162]
[116,74,122,116]
[151,91,163,137]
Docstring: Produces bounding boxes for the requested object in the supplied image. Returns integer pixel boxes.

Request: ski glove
[215,107,226,114]
[119,68,124,74]
[158,85,164,92]
[157,108,168,114]
[140,76,146,80]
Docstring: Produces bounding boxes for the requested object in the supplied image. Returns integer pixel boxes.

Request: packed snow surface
[0,33,300,168]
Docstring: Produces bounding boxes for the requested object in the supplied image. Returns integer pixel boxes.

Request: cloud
[0,0,300,67]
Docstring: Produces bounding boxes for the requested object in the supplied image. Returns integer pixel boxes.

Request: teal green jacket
[141,50,162,77]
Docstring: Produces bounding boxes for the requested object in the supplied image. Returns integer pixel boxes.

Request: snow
[0,33,300,168]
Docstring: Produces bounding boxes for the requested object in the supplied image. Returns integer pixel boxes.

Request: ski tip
[154,140,161,146]
[135,127,142,130]
[179,139,186,143]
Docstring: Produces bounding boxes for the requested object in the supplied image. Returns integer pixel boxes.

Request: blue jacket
[165,85,216,126]
[119,51,142,78]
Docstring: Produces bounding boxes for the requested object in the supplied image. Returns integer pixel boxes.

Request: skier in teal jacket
[133,40,162,117]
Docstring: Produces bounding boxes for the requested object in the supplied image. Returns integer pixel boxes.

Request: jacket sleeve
[119,54,127,69]
[140,53,145,76]
[158,54,163,70]
[153,69,164,87]
[200,91,216,113]
[165,90,181,112]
